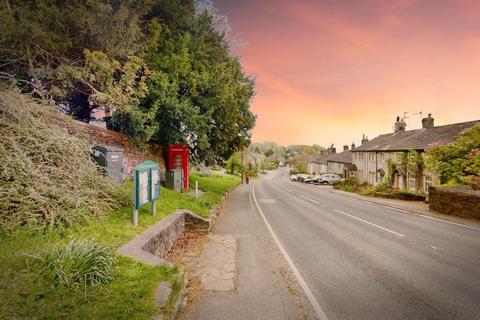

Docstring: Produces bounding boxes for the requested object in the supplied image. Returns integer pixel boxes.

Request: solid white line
[382,205,410,213]
[413,213,480,232]
[334,209,406,238]
[299,194,320,204]
[252,182,329,320]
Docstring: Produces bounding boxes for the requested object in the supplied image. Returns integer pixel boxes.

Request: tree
[264,149,274,157]
[0,0,256,164]
[426,125,480,184]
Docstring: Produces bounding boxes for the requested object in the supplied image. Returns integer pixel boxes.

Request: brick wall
[429,186,480,219]
[59,119,166,180]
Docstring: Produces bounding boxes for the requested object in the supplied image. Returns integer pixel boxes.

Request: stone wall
[429,186,480,219]
[58,119,165,179]
[116,210,209,266]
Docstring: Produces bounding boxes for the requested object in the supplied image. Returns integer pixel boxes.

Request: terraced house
[351,114,480,194]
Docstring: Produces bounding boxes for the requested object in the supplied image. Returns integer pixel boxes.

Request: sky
[214,0,480,149]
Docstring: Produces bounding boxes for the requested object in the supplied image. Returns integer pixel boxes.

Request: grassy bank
[0,174,239,319]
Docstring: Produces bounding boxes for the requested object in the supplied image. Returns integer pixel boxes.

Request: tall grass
[27,238,114,289]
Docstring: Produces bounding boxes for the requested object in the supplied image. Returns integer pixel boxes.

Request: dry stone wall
[429,186,480,219]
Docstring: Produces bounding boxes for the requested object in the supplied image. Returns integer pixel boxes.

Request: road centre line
[334,209,406,238]
[299,195,320,204]
[252,182,329,320]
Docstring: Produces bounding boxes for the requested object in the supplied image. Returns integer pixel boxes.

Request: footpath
[181,183,317,320]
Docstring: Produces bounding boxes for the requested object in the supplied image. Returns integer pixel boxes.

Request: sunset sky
[215,0,480,148]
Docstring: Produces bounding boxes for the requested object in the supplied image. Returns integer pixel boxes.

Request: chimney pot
[394,116,406,132]
[343,145,349,151]
[422,113,434,129]
[351,142,356,150]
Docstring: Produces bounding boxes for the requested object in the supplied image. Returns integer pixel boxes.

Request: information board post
[133,161,161,226]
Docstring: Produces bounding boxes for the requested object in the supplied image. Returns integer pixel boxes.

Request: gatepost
[133,161,161,226]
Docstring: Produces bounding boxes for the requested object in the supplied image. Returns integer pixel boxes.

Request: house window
[424,175,432,193]
[409,174,416,191]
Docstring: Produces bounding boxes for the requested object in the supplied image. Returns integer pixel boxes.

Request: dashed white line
[334,209,406,238]
[299,195,320,204]
[252,182,329,320]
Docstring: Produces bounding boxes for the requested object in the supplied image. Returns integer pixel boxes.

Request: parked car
[304,177,321,184]
[289,175,298,181]
[316,174,342,185]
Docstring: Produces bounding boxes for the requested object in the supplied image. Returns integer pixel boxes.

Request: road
[253,168,480,320]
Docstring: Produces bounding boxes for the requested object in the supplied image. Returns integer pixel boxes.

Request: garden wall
[429,186,480,219]
[59,119,165,179]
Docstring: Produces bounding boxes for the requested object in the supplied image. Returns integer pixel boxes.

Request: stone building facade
[352,115,479,194]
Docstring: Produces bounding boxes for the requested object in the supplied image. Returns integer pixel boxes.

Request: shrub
[0,90,129,231]
[27,238,114,289]
[374,182,392,193]
[333,178,360,192]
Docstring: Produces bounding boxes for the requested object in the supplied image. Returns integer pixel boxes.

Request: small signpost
[133,161,161,226]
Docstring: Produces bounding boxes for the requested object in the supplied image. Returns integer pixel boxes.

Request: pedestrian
[245,171,250,184]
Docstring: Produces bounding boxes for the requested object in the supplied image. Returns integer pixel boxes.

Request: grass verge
[0,174,239,319]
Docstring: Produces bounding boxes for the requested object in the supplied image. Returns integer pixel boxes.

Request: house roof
[327,150,353,164]
[266,154,286,163]
[352,120,480,152]
[311,154,329,165]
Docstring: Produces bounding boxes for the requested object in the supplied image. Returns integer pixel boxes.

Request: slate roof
[311,154,329,165]
[353,120,480,152]
[326,150,353,164]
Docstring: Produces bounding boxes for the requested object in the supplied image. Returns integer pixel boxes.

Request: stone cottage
[326,144,357,178]
[352,114,480,194]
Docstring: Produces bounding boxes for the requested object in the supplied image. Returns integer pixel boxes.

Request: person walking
[245,171,250,184]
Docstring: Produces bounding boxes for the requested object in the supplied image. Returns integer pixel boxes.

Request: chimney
[361,134,369,145]
[394,116,406,132]
[422,113,434,129]
[329,144,336,154]
[343,145,349,151]
[351,142,356,150]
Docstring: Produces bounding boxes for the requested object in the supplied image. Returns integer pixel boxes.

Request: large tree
[0,0,255,163]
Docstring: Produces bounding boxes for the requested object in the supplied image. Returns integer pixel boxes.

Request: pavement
[183,182,317,320]
[183,169,480,320]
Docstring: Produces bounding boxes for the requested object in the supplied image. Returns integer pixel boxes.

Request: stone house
[307,144,337,175]
[352,114,480,194]
[308,154,329,175]
[327,144,357,178]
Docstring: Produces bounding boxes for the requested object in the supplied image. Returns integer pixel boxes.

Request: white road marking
[252,182,329,320]
[259,198,276,204]
[334,209,406,238]
[299,195,320,204]
[383,205,410,213]
[332,190,480,232]
[414,213,480,232]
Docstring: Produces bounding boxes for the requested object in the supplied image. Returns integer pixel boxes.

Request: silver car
[317,174,342,185]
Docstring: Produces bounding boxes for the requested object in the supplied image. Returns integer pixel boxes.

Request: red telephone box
[167,144,189,190]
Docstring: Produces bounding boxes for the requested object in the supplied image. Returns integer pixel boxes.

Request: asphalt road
[253,168,480,320]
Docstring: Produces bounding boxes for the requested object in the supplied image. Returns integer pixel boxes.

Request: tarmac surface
[185,169,480,320]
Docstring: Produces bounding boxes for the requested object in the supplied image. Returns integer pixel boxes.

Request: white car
[317,174,342,184]
[289,175,298,181]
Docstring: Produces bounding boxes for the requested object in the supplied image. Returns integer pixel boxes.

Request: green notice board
[134,160,161,209]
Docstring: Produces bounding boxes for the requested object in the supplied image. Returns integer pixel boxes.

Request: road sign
[133,161,161,226]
